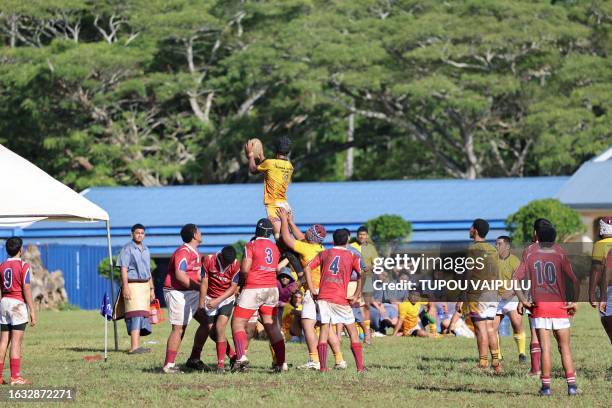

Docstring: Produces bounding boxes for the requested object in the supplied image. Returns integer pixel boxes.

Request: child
[0,237,37,385]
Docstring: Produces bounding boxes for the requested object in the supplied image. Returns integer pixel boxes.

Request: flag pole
[106,220,118,352]
[104,304,108,362]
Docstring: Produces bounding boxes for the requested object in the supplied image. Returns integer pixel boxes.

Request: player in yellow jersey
[455,219,502,373]
[393,292,433,337]
[276,208,348,370]
[590,217,612,341]
[493,236,526,364]
[248,136,293,240]
[350,226,378,344]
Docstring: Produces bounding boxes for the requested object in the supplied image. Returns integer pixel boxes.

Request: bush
[505,199,585,243]
[365,214,412,256]
[97,255,157,282]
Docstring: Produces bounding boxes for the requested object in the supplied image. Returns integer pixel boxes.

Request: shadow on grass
[63,347,111,353]
[414,384,526,396]
[420,356,475,364]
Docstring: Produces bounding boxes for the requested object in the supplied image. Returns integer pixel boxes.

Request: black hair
[6,237,23,257]
[131,223,145,233]
[496,235,512,245]
[180,223,198,243]
[255,218,274,238]
[472,218,489,238]
[220,246,236,265]
[533,218,552,231]
[357,226,368,234]
[333,228,350,246]
[536,224,557,245]
[275,136,292,155]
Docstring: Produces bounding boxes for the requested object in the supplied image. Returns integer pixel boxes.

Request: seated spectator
[393,292,435,338]
[370,272,399,335]
[282,292,304,342]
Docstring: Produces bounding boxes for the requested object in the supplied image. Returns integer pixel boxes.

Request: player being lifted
[231,218,287,372]
[589,217,612,342]
[0,237,36,385]
[513,221,580,396]
[189,246,240,373]
[304,228,365,373]
[247,136,293,240]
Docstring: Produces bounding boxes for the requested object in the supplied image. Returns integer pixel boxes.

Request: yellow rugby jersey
[498,253,520,296]
[592,238,612,264]
[350,241,378,276]
[257,158,293,205]
[294,239,324,289]
[399,301,427,332]
[467,241,499,296]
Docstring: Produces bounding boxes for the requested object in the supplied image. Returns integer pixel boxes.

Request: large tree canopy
[0,0,609,189]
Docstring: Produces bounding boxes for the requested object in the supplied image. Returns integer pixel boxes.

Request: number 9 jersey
[244,237,280,289]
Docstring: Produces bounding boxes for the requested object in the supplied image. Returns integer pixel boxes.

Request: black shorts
[1,323,27,332]
[209,301,235,323]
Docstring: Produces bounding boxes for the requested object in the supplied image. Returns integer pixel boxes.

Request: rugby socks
[334,351,344,364]
[164,349,177,367]
[514,332,526,355]
[496,334,502,360]
[541,375,551,390]
[189,345,202,361]
[350,342,364,371]
[233,330,248,360]
[491,349,501,367]
[0,363,3,379]
[478,355,489,368]
[530,343,541,374]
[271,340,285,365]
[309,352,320,363]
[216,341,227,368]
[10,358,20,378]
[565,371,576,386]
[269,343,277,365]
[226,343,236,359]
[317,343,328,371]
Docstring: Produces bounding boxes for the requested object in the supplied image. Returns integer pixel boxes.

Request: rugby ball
[245,138,265,161]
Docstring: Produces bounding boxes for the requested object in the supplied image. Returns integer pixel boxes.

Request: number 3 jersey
[244,237,280,289]
[308,247,361,306]
[0,257,31,302]
[514,243,578,318]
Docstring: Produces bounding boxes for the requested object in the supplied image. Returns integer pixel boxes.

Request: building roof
[557,147,612,209]
[2,176,569,254]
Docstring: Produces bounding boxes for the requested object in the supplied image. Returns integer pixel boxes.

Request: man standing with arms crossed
[117,223,155,354]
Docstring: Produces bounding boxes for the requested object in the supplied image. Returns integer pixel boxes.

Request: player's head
[219,245,236,267]
[305,224,326,244]
[333,228,350,246]
[408,290,420,304]
[180,223,201,244]
[535,222,556,247]
[5,237,23,257]
[357,226,369,245]
[131,223,145,243]
[532,218,552,242]
[495,235,512,258]
[275,136,292,156]
[599,216,612,238]
[255,218,274,238]
[470,218,489,240]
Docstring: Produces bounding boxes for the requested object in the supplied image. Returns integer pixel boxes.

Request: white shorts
[301,290,320,321]
[0,297,28,326]
[318,300,355,325]
[468,301,497,321]
[163,289,199,326]
[532,317,571,330]
[404,321,425,336]
[236,287,279,313]
[496,299,519,315]
[204,295,235,317]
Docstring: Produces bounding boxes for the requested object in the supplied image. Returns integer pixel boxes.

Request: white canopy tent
[0,144,117,356]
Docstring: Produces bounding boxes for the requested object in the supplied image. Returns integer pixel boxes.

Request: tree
[505,199,585,243]
[366,214,412,256]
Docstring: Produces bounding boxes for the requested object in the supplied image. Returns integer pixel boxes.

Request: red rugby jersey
[514,243,578,318]
[244,238,280,289]
[0,258,31,302]
[203,253,240,298]
[164,244,202,291]
[308,246,361,305]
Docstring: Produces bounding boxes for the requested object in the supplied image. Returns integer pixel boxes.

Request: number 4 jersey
[244,237,280,289]
[0,257,31,302]
[308,246,361,306]
[514,243,578,318]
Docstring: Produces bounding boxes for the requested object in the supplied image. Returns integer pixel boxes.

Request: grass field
[2,305,610,407]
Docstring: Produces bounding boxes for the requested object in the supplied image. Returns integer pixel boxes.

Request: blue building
[2,147,611,309]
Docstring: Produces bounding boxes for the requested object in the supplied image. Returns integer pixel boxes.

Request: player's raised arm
[277,208,297,249]
[287,211,305,241]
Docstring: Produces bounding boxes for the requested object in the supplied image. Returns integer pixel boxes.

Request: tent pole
[106,220,118,352]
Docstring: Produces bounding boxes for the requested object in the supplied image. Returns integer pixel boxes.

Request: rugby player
[0,237,36,385]
[247,136,293,240]
[590,217,612,341]
[231,218,286,372]
[601,249,612,342]
[493,236,526,363]
[350,226,378,344]
[514,222,580,396]
[304,228,365,373]
[162,224,206,374]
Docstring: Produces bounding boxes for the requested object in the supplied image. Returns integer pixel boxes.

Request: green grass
[3,305,610,407]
